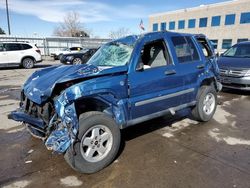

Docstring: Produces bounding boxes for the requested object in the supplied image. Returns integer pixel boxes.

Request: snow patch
[60,176,83,187]
[2,180,31,188]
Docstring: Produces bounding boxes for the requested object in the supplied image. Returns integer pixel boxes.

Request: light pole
[6,0,11,35]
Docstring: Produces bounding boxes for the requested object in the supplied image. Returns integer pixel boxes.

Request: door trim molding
[135,88,195,107]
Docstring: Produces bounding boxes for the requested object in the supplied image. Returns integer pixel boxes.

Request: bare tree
[0,27,5,35]
[108,27,131,39]
[53,11,89,37]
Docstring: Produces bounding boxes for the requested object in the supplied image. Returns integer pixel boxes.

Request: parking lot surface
[0,61,250,188]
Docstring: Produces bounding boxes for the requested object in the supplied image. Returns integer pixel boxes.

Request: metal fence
[0,36,110,56]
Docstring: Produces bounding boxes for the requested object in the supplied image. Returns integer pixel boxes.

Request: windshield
[87,42,133,67]
[223,44,250,58]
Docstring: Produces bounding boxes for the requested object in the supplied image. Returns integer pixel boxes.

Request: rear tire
[192,85,217,122]
[64,111,121,174]
[22,57,34,69]
[72,57,82,65]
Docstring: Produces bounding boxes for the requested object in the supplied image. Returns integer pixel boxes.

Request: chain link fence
[0,36,110,56]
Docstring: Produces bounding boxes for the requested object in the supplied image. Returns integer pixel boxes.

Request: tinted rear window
[22,44,32,50]
[171,36,200,63]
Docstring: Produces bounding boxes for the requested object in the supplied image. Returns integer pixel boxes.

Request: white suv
[0,42,42,69]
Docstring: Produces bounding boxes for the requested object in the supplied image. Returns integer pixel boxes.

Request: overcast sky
[0,0,231,38]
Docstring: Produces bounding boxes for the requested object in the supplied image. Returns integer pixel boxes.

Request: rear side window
[22,44,32,50]
[171,36,200,63]
[4,43,22,51]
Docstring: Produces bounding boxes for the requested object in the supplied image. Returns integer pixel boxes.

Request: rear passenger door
[4,43,23,63]
[170,36,206,104]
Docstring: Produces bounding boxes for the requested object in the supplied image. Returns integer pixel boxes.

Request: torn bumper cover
[8,109,44,128]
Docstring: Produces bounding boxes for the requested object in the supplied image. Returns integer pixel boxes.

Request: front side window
[153,23,158,31]
[199,17,208,28]
[87,42,133,67]
[188,19,196,28]
[222,39,232,49]
[169,21,175,30]
[178,20,185,29]
[211,16,221,27]
[171,36,200,63]
[240,12,250,24]
[222,44,250,58]
[4,43,22,51]
[138,39,172,69]
[225,14,235,25]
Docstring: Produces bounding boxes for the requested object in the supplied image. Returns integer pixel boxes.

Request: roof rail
[0,40,29,43]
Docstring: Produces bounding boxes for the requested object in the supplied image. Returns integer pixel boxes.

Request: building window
[211,16,221,27]
[161,22,166,31]
[169,21,175,30]
[210,39,218,49]
[237,38,248,43]
[188,19,196,28]
[199,17,208,28]
[153,23,158,31]
[240,12,250,24]
[225,14,235,25]
[178,20,185,29]
[222,39,232,49]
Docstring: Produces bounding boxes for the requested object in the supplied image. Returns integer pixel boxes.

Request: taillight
[36,49,41,54]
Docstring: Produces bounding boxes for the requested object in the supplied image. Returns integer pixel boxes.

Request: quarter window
[0,43,4,52]
[178,20,185,29]
[199,18,208,28]
[171,36,200,63]
[211,16,221,26]
[240,12,250,24]
[22,44,32,50]
[225,14,235,25]
[188,19,196,28]
[169,21,175,30]
[222,39,232,49]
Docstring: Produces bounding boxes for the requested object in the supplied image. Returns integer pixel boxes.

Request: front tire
[22,57,34,69]
[192,85,217,122]
[64,111,121,174]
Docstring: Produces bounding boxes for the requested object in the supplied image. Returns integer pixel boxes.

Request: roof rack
[0,40,29,43]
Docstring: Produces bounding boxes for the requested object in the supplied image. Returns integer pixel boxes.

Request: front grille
[21,91,54,125]
[219,68,248,78]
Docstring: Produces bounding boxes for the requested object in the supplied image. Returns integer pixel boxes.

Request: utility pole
[6,0,11,35]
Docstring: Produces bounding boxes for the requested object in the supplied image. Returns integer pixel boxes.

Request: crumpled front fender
[45,82,127,153]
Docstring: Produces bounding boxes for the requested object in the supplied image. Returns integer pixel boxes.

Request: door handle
[165,70,176,75]
[197,64,205,69]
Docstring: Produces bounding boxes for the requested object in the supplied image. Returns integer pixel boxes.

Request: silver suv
[0,42,42,68]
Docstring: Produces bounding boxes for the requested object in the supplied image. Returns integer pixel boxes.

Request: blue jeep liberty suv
[9,31,221,173]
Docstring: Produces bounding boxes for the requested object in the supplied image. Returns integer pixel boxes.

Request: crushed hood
[23,64,127,104]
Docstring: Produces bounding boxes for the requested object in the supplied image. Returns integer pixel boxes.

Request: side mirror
[136,62,144,71]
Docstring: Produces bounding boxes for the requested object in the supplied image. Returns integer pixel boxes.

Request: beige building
[149,0,250,52]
